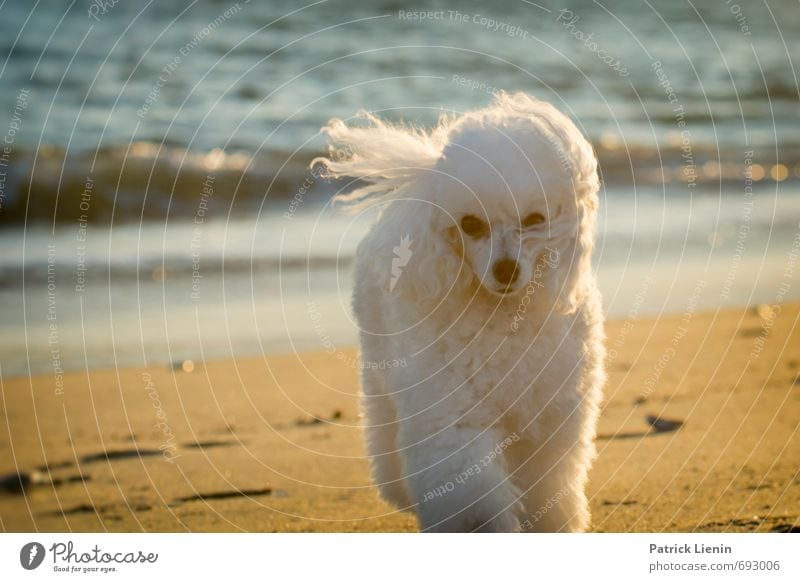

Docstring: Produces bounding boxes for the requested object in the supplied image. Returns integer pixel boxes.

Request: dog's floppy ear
[551,192,598,314]
[314,112,461,305]
[367,197,464,305]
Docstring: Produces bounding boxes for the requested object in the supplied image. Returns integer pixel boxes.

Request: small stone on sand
[645,414,684,433]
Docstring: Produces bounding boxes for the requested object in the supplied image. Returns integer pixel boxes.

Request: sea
[1,0,798,377]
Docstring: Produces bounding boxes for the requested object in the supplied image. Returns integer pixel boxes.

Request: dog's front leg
[398,423,523,532]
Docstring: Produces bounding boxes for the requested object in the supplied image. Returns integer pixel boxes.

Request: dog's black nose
[492,258,519,285]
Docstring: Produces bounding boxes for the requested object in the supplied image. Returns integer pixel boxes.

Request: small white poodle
[315,92,605,532]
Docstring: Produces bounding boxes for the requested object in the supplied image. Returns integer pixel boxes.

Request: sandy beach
[1,303,798,533]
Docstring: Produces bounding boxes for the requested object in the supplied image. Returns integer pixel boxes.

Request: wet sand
[1,303,798,532]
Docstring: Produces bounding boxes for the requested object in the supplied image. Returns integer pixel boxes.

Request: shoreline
[0,302,798,532]
[3,188,800,380]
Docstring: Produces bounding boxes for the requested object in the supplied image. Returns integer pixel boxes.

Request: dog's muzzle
[492,258,520,287]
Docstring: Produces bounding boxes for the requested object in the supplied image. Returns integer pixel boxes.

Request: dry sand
[1,303,798,532]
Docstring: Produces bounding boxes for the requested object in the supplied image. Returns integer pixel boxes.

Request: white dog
[315,92,605,532]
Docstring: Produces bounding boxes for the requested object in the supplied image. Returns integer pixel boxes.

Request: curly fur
[315,92,606,532]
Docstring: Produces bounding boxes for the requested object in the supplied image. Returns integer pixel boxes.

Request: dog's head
[315,92,599,314]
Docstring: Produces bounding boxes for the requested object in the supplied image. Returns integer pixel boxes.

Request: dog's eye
[522,212,546,228]
[460,215,488,238]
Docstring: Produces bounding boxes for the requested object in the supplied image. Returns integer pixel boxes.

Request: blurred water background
[1,0,798,376]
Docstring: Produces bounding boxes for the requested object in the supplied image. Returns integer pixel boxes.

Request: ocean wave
[1,140,797,226]
[0,142,329,225]
[0,254,351,289]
